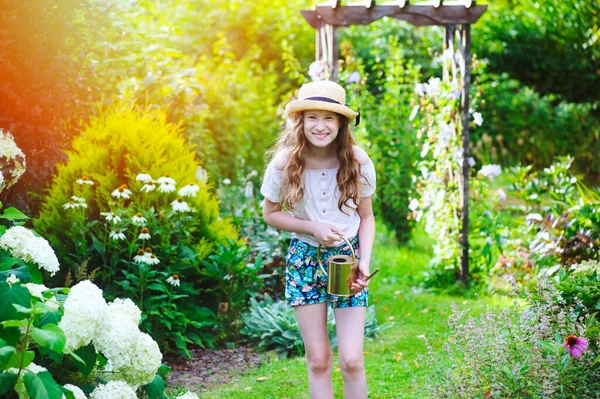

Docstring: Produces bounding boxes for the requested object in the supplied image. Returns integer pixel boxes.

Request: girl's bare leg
[295,302,334,399]
[334,306,367,399]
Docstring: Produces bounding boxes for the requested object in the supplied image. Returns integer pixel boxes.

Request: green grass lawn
[170,227,511,398]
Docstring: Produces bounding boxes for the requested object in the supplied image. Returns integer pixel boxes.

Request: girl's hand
[351,262,370,293]
[311,222,342,247]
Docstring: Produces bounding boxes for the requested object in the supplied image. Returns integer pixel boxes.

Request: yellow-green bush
[33,105,240,354]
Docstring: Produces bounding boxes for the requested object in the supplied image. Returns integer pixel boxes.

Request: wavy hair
[267,112,367,215]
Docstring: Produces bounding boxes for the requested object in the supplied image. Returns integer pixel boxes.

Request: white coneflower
[63,201,80,210]
[133,249,147,264]
[76,176,94,185]
[145,253,160,265]
[178,183,199,197]
[244,181,254,199]
[71,196,88,208]
[141,180,156,192]
[100,212,122,224]
[196,167,207,182]
[157,176,176,185]
[136,173,153,183]
[170,197,190,212]
[138,227,151,240]
[109,229,126,241]
[158,181,176,193]
[166,274,180,287]
[131,212,147,226]
[111,185,132,199]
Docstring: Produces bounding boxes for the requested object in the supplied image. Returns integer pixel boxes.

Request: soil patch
[166,347,263,392]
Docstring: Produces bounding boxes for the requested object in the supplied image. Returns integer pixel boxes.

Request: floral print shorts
[285,236,368,308]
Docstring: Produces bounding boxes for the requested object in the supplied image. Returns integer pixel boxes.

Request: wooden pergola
[300,0,487,284]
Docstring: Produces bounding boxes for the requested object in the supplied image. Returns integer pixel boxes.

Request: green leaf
[0,372,18,395]
[24,371,64,399]
[38,308,62,328]
[31,324,65,354]
[0,208,29,221]
[73,344,96,377]
[28,268,43,284]
[0,345,16,370]
[145,374,167,399]
[0,257,26,272]
[0,266,31,282]
[61,386,76,399]
[146,283,167,292]
[4,350,34,370]
[0,327,21,346]
[0,281,32,322]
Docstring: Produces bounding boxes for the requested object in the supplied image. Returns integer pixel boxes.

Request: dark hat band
[303,96,359,126]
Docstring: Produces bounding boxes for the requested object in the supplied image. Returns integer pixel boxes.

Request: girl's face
[303,110,340,149]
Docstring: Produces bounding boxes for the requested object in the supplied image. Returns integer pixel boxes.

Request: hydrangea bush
[0,154,167,398]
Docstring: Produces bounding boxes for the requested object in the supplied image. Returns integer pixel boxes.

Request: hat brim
[286,100,358,121]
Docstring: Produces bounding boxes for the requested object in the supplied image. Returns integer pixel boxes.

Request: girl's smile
[304,110,340,148]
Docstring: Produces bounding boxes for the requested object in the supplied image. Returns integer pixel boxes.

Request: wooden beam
[301,4,487,27]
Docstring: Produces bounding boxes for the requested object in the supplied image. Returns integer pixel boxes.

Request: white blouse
[260,160,376,247]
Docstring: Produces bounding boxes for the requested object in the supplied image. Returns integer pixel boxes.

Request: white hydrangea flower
[473,112,483,126]
[94,314,162,386]
[244,182,254,199]
[176,392,200,399]
[0,129,26,191]
[171,198,190,212]
[0,226,60,276]
[479,164,502,180]
[6,274,19,286]
[178,184,200,197]
[108,298,141,326]
[90,381,137,399]
[346,71,360,84]
[408,198,419,212]
[222,178,231,185]
[120,332,162,386]
[63,384,87,399]
[59,280,108,351]
[414,83,425,96]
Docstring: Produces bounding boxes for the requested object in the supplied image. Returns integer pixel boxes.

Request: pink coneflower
[562,335,588,358]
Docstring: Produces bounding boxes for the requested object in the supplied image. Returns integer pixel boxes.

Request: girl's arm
[263,200,342,246]
[352,196,375,292]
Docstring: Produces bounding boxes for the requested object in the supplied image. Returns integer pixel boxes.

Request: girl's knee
[307,351,333,374]
[338,355,364,375]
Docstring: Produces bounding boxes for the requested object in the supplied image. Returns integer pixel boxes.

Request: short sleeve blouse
[260,160,376,247]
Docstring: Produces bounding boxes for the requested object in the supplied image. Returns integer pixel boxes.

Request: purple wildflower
[562,335,588,358]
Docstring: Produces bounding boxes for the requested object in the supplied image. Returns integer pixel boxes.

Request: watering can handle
[316,235,357,276]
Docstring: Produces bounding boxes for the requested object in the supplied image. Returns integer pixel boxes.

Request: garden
[0,0,599,398]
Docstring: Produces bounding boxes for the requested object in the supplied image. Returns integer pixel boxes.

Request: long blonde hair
[267,112,365,215]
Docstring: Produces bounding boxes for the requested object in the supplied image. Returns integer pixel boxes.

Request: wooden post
[443,25,453,81]
[331,25,339,81]
[459,23,471,285]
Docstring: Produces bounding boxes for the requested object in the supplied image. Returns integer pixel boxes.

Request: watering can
[317,235,379,296]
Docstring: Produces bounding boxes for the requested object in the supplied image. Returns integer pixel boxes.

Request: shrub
[33,105,240,355]
[472,67,600,181]
[421,277,600,398]
[0,202,167,398]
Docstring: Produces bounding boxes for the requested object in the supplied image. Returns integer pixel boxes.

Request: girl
[261,80,376,399]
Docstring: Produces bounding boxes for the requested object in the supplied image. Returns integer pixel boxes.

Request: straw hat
[286,81,359,124]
